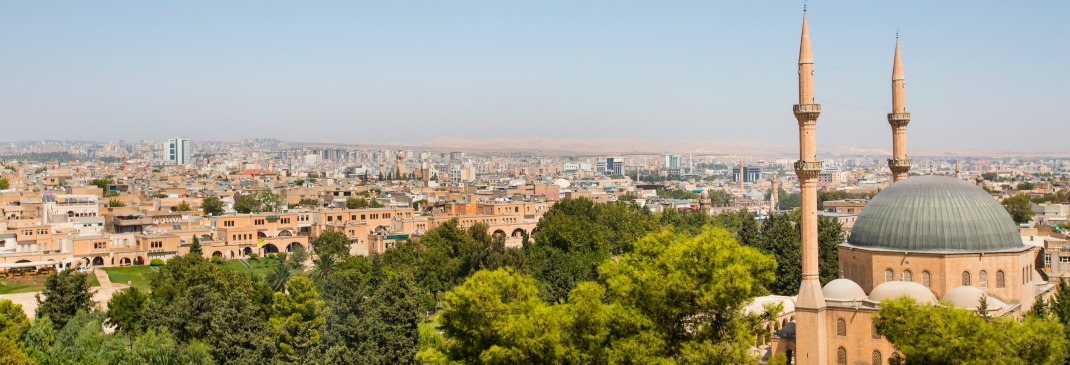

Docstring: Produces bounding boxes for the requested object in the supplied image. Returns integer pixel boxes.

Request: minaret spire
[792,6,827,365]
[888,36,912,182]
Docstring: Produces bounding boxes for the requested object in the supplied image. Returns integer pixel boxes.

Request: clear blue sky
[1,1,1066,151]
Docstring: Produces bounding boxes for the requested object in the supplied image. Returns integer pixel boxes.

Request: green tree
[189,236,203,256]
[313,231,351,260]
[1017,182,1036,191]
[107,198,127,207]
[266,261,293,292]
[759,213,801,295]
[0,299,30,345]
[345,197,370,209]
[106,287,148,333]
[89,176,114,190]
[269,276,326,363]
[737,209,761,248]
[817,216,843,285]
[0,336,32,365]
[1002,194,1035,224]
[1050,278,1070,341]
[875,296,1067,364]
[201,196,225,216]
[22,316,55,362]
[0,177,9,190]
[175,200,192,212]
[36,270,95,331]
[233,193,260,214]
[257,189,281,213]
[297,197,319,207]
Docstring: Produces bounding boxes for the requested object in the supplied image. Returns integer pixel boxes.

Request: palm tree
[265,261,292,292]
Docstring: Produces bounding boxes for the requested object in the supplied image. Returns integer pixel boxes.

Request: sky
[1,1,1067,151]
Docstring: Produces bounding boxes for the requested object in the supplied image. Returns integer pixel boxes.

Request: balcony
[794,160,823,172]
[793,104,821,113]
[888,158,913,169]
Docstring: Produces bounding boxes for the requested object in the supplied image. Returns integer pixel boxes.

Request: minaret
[699,190,711,213]
[888,36,912,182]
[955,160,960,179]
[738,158,745,190]
[792,8,828,365]
[396,152,406,179]
[769,177,779,213]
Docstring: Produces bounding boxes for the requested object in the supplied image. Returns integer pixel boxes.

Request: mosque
[762,8,1054,365]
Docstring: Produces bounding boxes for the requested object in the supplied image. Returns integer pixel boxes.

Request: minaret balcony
[887,158,913,169]
[793,104,821,113]
[794,160,823,180]
[887,112,911,126]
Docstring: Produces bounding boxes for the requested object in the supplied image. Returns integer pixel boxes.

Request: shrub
[277,252,287,262]
[249,253,260,260]
[210,256,223,265]
[267,253,277,260]
[149,259,164,266]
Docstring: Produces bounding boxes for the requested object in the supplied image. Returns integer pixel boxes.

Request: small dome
[823,278,867,301]
[508,179,528,187]
[868,281,937,304]
[848,176,1024,252]
[941,286,1006,311]
[552,178,571,189]
[778,322,796,338]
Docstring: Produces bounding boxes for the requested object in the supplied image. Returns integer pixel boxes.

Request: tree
[288,244,309,270]
[1002,195,1035,224]
[1017,182,1036,191]
[0,178,9,190]
[0,299,30,345]
[175,200,192,212]
[266,262,293,292]
[22,316,55,362]
[106,287,148,333]
[89,176,114,190]
[233,194,260,214]
[759,213,801,295]
[313,231,351,260]
[269,277,326,363]
[257,189,281,213]
[36,270,95,331]
[189,236,203,256]
[345,197,370,209]
[817,216,843,285]
[874,296,1067,364]
[297,198,319,207]
[1050,278,1070,341]
[201,196,224,216]
[0,336,32,365]
[108,199,126,207]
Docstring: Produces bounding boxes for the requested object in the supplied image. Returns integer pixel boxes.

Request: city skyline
[1,1,1067,151]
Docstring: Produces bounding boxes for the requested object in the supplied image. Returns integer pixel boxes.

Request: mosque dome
[848,176,1024,252]
[822,279,867,301]
[867,281,937,304]
[507,179,528,187]
[552,178,571,189]
[941,286,1007,311]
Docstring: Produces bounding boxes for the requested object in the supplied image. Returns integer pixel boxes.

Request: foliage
[257,189,282,213]
[298,197,319,207]
[201,196,225,216]
[874,296,1067,365]
[107,199,127,207]
[1017,182,1036,191]
[656,188,699,200]
[269,276,326,363]
[106,287,149,333]
[233,194,260,214]
[89,176,114,190]
[0,178,9,190]
[0,299,30,345]
[817,216,844,285]
[430,227,779,364]
[175,200,192,212]
[757,213,800,295]
[345,197,384,209]
[313,231,352,260]
[210,256,223,265]
[1002,195,1035,224]
[189,236,203,255]
[266,261,293,292]
[36,271,95,331]
[150,258,165,266]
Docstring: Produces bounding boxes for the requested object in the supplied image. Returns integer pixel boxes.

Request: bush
[210,256,223,265]
[277,252,287,262]
[267,253,277,260]
[249,253,260,260]
[149,259,165,266]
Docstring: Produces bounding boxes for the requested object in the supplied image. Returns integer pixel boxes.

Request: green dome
[847,176,1024,252]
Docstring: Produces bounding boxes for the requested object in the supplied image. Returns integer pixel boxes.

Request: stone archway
[119,257,131,266]
[263,244,279,254]
[286,242,302,252]
[243,247,252,256]
[511,228,525,238]
[92,257,105,266]
[212,251,223,258]
[492,229,506,238]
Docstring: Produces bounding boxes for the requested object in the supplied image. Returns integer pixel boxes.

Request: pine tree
[189,236,203,256]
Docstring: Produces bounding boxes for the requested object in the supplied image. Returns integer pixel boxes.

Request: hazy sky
[1,1,1067,151]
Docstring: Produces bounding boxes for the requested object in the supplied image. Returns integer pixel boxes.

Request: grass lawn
[0,271,101,295]
[101,266,155,290]
[221,258,296,277]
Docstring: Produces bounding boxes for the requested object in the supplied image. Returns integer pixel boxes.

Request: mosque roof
[847,176,1024,252]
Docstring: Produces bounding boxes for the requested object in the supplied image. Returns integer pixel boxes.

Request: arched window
[979,270,988,288]
[996,270,1006,288]
[837,347,847,365]
[962,271,971,286]
[922,270,931,287]
[885,268,894,283]
[901,269,913,282]
[836,318,846,336]
[872,350,883,365]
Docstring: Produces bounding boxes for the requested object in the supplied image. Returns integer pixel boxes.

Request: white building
[167,137,191,165]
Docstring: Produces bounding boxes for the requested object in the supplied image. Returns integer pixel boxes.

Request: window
[979,270,988,288]
[94,242,106,249]
[872,350,882,365]
[996,270,1006,288]
[254,219,265,225]
[962,271,971,286]
[327,216,333,222]
[1046,254,1053,264]
[224,220,235,227]
[1062,257,1070,263]
[837,347,847,365]
[281,218,290,224]
[836,318,846,336]
[922,270,931,287]
[901,269,912,282]
[885,268,894,282]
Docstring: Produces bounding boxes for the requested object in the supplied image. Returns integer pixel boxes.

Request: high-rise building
[167,137,191,165]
